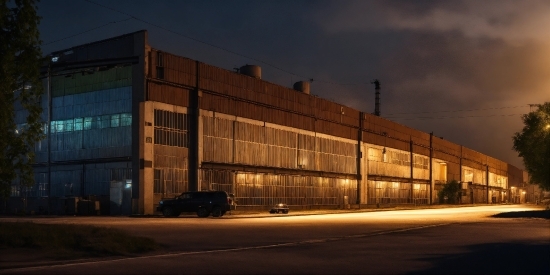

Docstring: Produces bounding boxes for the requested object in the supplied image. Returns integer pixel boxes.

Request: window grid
[49,113,132,134]
[154,109,188,148]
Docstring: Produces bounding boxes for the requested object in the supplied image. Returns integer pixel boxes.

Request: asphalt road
[2,205,549,274]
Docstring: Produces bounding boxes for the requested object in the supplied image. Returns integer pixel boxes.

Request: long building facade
[6,31,526,215]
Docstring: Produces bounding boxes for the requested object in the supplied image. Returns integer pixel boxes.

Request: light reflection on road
[0,205,543,227]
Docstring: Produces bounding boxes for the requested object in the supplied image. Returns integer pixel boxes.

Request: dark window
[153,109,188,148]
[156,52,164,79]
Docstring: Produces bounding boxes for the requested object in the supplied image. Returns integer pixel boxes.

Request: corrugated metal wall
[152,107,190,199]
[46,66,133,198]
[367,181,429,205]
[142,47,525,208]
[202,169,357,207]
[202,116,356,174]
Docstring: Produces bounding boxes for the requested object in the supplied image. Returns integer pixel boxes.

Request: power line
[384,105,529,116]
[43,17,134,46]
[386,113,523,121]
[82,0,367,87]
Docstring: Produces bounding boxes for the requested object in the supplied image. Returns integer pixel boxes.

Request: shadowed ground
[408,242,550,275]
[491,210,550,219]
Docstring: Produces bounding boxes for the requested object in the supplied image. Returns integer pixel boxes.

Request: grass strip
[0,222,158,259]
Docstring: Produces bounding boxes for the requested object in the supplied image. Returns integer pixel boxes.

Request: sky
[37,0,550,169]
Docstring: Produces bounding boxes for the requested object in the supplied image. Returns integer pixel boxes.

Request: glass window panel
[84,117,92,130]
[101,115,110,128]
[74,118,83,131]
[172,131,176,146]
[186,114,189,130]
[92,116,101,129]
[121,113,132,126]
[50,121,56,133]
[56,121,64,132]
[154,129,160,144]
[111,114,120,127]
[170,112,175,129]
[64,119,74,132]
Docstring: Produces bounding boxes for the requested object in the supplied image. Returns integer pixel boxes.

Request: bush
[438,180,461,204]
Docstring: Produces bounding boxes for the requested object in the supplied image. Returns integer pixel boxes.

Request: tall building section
[4,31,526,215]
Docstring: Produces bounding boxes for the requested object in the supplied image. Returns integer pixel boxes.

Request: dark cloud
[373,30,550,166]
[380,0,470,17]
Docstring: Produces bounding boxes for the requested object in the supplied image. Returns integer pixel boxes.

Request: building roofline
[48,30,147,57]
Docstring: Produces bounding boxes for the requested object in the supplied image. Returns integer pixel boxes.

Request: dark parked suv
[157,191,232,218]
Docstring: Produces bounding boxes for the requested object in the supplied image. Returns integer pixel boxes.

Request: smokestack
[371,79,381,116]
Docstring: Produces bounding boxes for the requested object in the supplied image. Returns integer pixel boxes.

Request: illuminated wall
[151,103,189,200]
[200,112,357,207]
[367,145,411,178]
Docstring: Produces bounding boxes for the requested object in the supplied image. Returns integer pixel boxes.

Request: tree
[0,0,43,199]
[513,102,550,191]
[438,180,460,204]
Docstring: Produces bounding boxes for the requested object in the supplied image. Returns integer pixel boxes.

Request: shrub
[438,180,461,204]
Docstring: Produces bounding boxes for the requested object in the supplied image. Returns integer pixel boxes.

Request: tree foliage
[0,0,43,198]
[438,180,460,204]
[513,102,550,191]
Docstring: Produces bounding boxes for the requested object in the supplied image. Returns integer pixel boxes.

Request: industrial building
[6,30,527,215]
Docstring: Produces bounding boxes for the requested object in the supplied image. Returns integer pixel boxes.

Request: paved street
[1,205,549,274]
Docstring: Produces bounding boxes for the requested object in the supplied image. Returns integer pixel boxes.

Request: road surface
[1,205,549,274]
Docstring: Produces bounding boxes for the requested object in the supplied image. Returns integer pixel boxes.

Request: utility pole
[371,79,381,116]
[528,104,541,112]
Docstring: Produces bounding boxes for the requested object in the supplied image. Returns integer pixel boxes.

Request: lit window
[83,117,92,130]
[121,113,132,126]
[74,118,83,130]
[157,52,164,79]
[64,119,74,132]
[111,114,120,127]
[56,121,64,132]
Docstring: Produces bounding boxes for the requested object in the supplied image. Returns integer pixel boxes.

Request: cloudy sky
[38,0,550,168]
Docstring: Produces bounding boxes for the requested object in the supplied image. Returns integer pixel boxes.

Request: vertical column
[139,102,154,214]
[132,31,147,213]
[429,132,433,204]
[410,137,413,181]
[188,61,201,191]
[410,137,413,203]
[47,64,52,199]
[486,165,489,204]
[459,146,463,204]
[459,146,463,183]
[356,112,363,206]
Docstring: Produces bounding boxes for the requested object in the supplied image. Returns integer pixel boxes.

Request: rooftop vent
[293,81,310,95]
[239,65,261,79]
